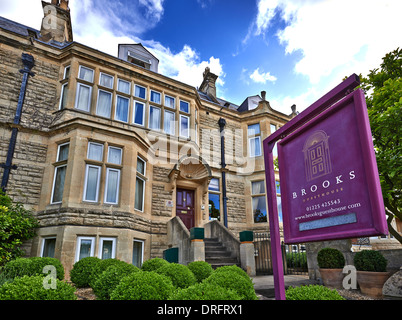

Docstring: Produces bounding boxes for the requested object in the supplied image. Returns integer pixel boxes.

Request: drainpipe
[1,53,35,192]
[218,117,228,228]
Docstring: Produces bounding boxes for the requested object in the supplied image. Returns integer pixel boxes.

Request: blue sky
[1,0,401,114]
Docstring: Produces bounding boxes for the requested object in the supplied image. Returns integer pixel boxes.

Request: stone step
[204,237,239,269]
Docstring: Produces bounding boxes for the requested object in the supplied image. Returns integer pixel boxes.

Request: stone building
[0,1,296,275]
[3,2,398,278]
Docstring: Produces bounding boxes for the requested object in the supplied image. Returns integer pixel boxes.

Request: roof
[0,15,71,49]
[197,90,239,111]
[0,15,40,38]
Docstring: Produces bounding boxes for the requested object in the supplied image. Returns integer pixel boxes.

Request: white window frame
[51,164,67,204]
[59,82,69,110]
[83,164,101,202]
[133,100,146,126]
[137,156,146,175]
[96,89,113,118]
[87,142,104,161]
[51,142,69,204]
[99,72,114,89]
[78,65,94,83]
[74,82,92,112]
[248,136,262,157]
[180,100,190,113]
[98,237,117,259]
[150,90,161,104]
[63,65,71,80]
[134,84,147,99]
[179,114,190,138]
[134,176,145,212]
[132,239,144,267]
[75,236,95,262]
[104,167,121,205]
[164,95,175,109]
[40,236,56,258]
[149,105,161,130]
[107,146,122,165]
[164,110,175,135]
[115,95,130,123]
[117,78,131,94]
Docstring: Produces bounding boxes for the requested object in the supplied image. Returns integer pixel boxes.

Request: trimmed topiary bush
[70,257,100,288]
[170,282,242,300]
[204,269,257,300]
[89,258,127,288]
[354,250,387,272]
[187,261,213,283]
[93,263,140,300]
[213,265,252,283]
[110,271,174,300]
[286,285,345,300]
[0,275,76,300]
[2,257,64,280]
[155,263,196,289]
[141,257,169,272]
[317,248,345,269]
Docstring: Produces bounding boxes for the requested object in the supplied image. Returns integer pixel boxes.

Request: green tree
[0,192,39,265]
[359,48,402,244]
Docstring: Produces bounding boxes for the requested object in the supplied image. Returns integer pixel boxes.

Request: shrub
[2,257,64,280]
[204,270,257,300]
[213,265,253,283]
[170,282,242,300]
[354,250,387,272]
[317,248,345,269]
[156,263,196,289]
[0,192,39,266]
[0,275,76,300]
[93,263,140,300]
[286,285,345,300]
[110,271,174,300]
[69,257,100,288]
[187,261,213,283]
[141,257,169,272]
[89,258,127,288]
[286,252,307,269]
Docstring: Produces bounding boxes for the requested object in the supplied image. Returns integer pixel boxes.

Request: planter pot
[319,268,344,289]
[356,271,391,298]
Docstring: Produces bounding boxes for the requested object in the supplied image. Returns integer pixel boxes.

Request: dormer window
[127,51,152,70]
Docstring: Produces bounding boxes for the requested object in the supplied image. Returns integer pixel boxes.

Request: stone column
[190,227,205,262]
[240,231,256,276]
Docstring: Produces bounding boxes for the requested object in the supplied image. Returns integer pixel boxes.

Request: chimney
[199,67,219,103]
[40,0,73,43]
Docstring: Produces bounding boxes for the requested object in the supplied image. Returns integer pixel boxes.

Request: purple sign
[278,88,388,244]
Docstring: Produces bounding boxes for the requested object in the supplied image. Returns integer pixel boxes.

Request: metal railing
[253,232,308,275]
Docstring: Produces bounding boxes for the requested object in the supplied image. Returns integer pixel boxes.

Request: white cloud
[250,68,277,84]
[250,0,402,84]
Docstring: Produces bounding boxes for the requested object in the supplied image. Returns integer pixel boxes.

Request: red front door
[176,188,195,229]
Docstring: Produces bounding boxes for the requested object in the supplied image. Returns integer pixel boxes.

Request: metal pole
[218,117,228,227]
[1,53,35,192]
[263,140,286,300]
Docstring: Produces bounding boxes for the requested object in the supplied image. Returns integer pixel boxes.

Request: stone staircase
[204,237,239,269]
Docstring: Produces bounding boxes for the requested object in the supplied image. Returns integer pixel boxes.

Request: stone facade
[0,1,298,278]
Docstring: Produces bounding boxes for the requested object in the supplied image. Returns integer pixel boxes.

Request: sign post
[263,74,388,300]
